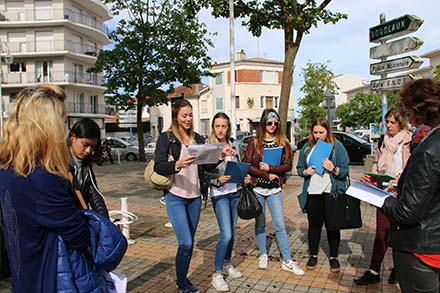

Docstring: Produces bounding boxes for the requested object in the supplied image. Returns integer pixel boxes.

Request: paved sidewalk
[0,161,400,292]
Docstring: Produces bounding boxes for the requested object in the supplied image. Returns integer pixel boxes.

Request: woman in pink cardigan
[355,107,411,285]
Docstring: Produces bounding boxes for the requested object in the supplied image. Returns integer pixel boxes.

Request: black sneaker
[329,258,340,273]
[176,279,199,293]
[388,268,397,284]
[354,270,380,285]
[306,256,317,270]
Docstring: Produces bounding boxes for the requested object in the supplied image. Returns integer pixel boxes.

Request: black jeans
[393,250,440,293]
[306,193,340,257]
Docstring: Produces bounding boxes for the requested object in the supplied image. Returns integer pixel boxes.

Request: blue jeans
[211,190,241,273]
[166,193,201,290]
[254,190,292,261]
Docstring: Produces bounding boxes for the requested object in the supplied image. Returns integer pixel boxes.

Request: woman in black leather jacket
[381,78,440,292]
[68,118,109,218]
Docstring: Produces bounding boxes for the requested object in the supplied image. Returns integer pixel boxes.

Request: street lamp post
[0,42,14,139]
[323,89,335,127]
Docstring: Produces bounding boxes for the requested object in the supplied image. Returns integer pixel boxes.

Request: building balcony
[7,40,100,56]
[0,9,109,35]
[66,102,107,115]
[2,70,104,87]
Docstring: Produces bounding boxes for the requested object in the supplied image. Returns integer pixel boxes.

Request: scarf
[411,124,434,152]
[377,130,409,176]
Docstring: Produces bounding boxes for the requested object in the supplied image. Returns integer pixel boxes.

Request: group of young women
[2,78,438,293]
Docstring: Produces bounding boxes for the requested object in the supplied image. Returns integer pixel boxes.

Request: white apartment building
[0,0,111,131]
[205,51,295,138]
[149,51,296,140]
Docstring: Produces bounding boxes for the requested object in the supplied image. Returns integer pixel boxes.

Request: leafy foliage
[433,65,440,81]
[297,61,338,134]
[184,0,347,133]
[93,0,213,160]
[335,90,401,129]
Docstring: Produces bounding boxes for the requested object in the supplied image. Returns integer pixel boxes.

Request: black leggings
[306,193,340,257]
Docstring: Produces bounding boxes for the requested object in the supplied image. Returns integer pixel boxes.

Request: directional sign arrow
[370,56,423,75]
[370,75,411,91]
[370,14,424,43]
[370,37,423,59]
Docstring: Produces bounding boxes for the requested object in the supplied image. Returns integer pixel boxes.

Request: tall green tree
[335,90,400,130]
[297,61,338,136]
[433,65,440,80]
[184,0,347,131]
[94,0,213,161]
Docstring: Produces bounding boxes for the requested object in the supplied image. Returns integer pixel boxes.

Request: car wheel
[125,153,138,161]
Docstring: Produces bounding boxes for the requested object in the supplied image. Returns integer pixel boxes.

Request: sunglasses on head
[266,121,279,127]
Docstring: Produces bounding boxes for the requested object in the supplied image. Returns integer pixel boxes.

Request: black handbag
[324,177,362,230]
[0,203,11,280]
[237,186,262,220]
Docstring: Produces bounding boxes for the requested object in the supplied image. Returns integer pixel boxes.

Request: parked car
[145,142,156,155]
[102,137,142,161]
[238,134,255,157]
[296,131,372,164]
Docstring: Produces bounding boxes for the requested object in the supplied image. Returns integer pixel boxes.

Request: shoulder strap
[68,173,87,209]
[378,134,385,150]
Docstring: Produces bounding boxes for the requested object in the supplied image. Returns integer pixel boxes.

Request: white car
[103,137,144,161]
[145,142,156,155]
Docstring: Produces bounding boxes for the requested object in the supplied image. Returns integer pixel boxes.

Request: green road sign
[369,14,423,43]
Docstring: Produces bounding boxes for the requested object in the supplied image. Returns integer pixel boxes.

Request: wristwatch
[331,166,337,175]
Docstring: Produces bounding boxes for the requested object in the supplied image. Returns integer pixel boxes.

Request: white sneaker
[224,265,243,278]
[164,222,172,228]
[258,254,268,269]
[212,273,229,292]
[281,260,305,276]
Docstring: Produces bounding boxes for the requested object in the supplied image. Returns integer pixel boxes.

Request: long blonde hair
[208,112,231,144]
[0,84,68,178]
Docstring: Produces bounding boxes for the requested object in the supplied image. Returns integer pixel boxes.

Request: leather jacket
[154,131,218,198]
[68,158,109,219]
[382,128,440,253]
[242,137,292,187]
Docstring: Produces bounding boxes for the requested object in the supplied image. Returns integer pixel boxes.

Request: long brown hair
[0,84,68,178]
[255,108,291,156]
[208,112,231,144]
[306,118,335,151]
[168,99,195,144]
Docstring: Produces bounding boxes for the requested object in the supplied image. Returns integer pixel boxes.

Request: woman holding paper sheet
[243,108,305,276]
[205,112,251,292]
[296,118,350,273]
[154,99,220,293]
[381,78,440,293]
[354,107,411,286]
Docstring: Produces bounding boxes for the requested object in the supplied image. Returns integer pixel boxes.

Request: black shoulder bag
[237,186,262,220]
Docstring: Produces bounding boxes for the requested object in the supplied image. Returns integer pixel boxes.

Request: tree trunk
[136,101,146,162]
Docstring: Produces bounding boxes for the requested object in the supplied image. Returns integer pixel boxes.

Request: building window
[35,61,52,82]
[235,96,240,109]
[9,62,26,72]
[201,100,208,113]
[260,96,265,108]
[90,95,98,113]
[260,70,277,83]
[215,73,223,85]
[216,97,223,110]
[73,63,83,83]
[275,96,279,108]
[266,96,274,108]
[74,92,84,113]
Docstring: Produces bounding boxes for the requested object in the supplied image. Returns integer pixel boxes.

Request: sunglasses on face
[266,121,279,127]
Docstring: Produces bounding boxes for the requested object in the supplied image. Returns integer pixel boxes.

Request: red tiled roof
[167,84,208,99]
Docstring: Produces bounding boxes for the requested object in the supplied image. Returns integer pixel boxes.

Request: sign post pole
[379,14,388,134]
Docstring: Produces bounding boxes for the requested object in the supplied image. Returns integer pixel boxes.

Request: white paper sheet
[345,180,392,208]
[183,144,223,165]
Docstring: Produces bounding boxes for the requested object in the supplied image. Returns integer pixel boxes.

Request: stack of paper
[345,180,392,208]
[309,140,333,175]
[363,172,395,182]
[262,146,283,166]
[184,144,223,164]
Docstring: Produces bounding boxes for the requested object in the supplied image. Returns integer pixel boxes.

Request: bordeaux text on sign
[369,14,423,43]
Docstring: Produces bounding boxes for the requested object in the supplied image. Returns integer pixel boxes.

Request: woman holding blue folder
[243,109,305,276]
[205,112,251,292]
[297,118,349,273]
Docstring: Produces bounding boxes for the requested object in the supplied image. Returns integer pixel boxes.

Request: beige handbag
[144,155,174,189]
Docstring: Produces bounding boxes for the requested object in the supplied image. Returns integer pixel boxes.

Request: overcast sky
[198,0,439,112]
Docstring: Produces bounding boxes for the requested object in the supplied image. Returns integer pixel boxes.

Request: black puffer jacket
[154,131,217,198]
[68,159,109,219]
[382,128,440,253]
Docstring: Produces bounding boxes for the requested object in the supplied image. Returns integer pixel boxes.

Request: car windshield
[340,132,369,143]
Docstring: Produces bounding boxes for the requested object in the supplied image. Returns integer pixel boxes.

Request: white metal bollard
[117,149,121,164]
[121,198,136,244]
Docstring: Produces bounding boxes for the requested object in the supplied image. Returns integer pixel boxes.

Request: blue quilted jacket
[57,209,128,292]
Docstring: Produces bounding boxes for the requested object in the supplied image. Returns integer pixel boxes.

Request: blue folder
[262,146,284,166]
[224,161,251,184]
[309,140,334,175]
